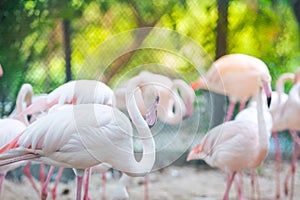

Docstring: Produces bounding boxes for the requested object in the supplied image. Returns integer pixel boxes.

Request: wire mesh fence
[0,0,299,161]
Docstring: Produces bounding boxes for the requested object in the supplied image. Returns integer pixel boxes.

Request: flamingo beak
[190,79,200,91]
[263,82,272,108]
[186,144,201,161]
[0,64,3,77]
[146,96,159,128]
[184,100,194,118]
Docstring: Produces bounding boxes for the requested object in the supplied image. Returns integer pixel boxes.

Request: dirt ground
[1,160,299,200]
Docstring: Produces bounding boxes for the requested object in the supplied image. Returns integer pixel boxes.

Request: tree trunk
[292,0,300,24]
[62,19,72,82]
[102,26,154,84]
[215,0,229,59]
[212,0,229,127]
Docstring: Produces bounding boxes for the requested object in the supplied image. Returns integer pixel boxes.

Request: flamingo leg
[0,173,5,195]
[40,163,46,188]
[41,165,55,200]
[225,101,236,121]
[290,129,300,148]
[144,174,149,200]
[74,169,85,200]
[51,167,64,200]
[238,101,246,111]
[272,131,281,199]
[101,172,107,200]
[83,168,91,200]
[23,161,40,195]
[223,171,236,200]
[251,169,261,200]
[284,141,299,200]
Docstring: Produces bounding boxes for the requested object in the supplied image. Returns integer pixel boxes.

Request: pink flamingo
[0,84,36,196]
[22,80,114,115]
[115,71,195,125]
[0,78,158,200]
[114,71,195,200]
[267,72,295,199]
[272,69,300,200]
[190,53,272,121]
[187,74,272,200]
[20,80,114,199]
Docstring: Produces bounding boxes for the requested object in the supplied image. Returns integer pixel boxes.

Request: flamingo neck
[125,81,155,177]
[289,81,300,103]
[159,93,185,125]
[16,85,33,126]
[256,87,269,157]
[172,79,194,117]
[275,73,294,106]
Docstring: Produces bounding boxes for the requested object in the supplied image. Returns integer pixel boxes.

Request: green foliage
[1,0,300,117]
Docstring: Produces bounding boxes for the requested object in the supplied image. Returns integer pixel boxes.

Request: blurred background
[0,1,300,192]
[1,0,300,116]
[0,0,300,158]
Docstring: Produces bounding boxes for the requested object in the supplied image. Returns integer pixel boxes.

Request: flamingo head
[260,74,272,108]
[186,143,202,161]
[190,79,201,91]
[146,96,159,128]
[142,84,159,128]
[294,68,300,84]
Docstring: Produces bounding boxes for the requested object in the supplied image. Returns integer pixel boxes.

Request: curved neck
[276,73,295,105]
[125,78,155,176]
[172,79,194,116]
[289,81,300,103]
[158,92,185,125]
[256,86,269,156]
[16,84,33,126]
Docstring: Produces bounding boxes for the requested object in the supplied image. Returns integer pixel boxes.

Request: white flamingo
[0,77,158,200]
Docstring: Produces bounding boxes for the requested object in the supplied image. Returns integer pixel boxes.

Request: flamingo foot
[51,188,57,200]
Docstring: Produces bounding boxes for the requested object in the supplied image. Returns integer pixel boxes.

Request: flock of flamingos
[0,53,299,200]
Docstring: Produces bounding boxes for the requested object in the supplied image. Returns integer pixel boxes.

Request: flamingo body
[23,80,114,115]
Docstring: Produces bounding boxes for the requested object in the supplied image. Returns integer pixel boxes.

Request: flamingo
[19,80,114,199]
[187,73,272,200]
[22,80,114,115]
[267,72,295,199]
[272,69,300,200]
[0,77,159,200]
[0,84,36,196]
[114,71,195,125]
[114,71,195,200]
[190,53,272,121]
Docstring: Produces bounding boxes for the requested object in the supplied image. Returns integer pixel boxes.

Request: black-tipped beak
[267,97,271,108]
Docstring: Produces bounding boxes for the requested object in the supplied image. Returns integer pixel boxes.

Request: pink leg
[51,167,64,200]
[238,101,246,111]
[101,172,107,200]
[250,170,261,200]
[41,166,55,200]
[0,173,5,195]
[40,163,45,188]
[83,168,91,200]
[223,172,236,200]
[144,174,149,200]
[225,101,236,121]
[75,169,85,200]
[272,131,281,199]
[284,141,299,200]
[23,161,40,195]
[237,173,243,200]
[290,130,300,148]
